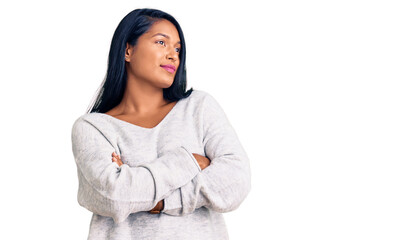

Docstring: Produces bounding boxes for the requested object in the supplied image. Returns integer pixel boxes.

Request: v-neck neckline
[98,99,181,131]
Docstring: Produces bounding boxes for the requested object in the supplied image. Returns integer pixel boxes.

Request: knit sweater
[71,89,251,240]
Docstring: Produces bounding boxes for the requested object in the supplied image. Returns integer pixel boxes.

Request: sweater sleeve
[162,93,251,216]
[71,117,201,223]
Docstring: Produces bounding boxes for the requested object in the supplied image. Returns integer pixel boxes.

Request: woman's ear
[125,42,132,62]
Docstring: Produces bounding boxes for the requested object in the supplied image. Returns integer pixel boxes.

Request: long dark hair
[86,8,193,114]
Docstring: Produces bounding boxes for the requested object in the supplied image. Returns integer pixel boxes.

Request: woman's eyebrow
[151,33,181,44]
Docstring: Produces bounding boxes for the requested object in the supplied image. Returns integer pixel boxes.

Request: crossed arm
[111,151,211,213]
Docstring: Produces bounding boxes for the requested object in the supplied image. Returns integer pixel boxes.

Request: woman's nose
[166,48,178,61]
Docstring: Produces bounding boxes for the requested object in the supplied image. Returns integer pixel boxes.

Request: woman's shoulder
[185,89,221,113]
[189,89,207,99]
[71,112,114,134]
[188,89,216,104]
[73,112,105,124]
[71,112,120,147]
[190,89,223,108]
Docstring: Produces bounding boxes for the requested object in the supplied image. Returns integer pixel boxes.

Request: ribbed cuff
[162,188,183,215]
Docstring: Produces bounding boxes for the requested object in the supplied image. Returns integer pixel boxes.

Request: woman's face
[125,19,181,89]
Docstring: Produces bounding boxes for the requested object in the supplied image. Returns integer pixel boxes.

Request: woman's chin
[158,79,174,89]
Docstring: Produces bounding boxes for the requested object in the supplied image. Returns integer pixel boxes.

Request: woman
[71,8,251,240]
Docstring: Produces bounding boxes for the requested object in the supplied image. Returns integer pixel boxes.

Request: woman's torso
[81,90,230,240]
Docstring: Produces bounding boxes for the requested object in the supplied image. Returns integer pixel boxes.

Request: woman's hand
[149,200,164,214]
[112,152,123,166]
[192,153,211,170]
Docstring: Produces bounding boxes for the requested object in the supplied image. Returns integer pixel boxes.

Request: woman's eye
[157,40,180,53]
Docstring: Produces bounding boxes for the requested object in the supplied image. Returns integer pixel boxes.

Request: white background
[0,0,408,239]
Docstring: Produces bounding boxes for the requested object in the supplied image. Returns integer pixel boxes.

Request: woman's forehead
[146,20,180,41]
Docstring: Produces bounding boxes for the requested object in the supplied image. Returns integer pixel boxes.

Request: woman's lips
[160,65,175,73]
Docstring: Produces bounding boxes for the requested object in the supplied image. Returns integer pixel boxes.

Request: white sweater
[71,89,251,240]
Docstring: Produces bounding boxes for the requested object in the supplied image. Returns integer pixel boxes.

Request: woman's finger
[113,157,123,166]
[112,152,121,159]
[111,152,123,167]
